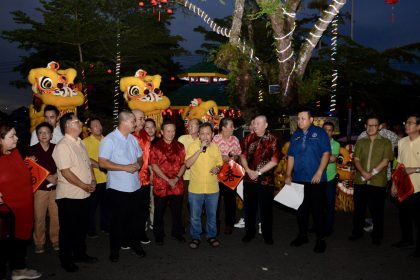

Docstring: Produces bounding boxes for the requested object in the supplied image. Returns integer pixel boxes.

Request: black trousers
[88,182,109,234]
[399,192,420,252]
[216,183,237,229]
[296,182,327,240]
[352,184,386,239]
[243,181,274,241]
[107,188,142,255]
[153,195,183,239]
[0,238,28,278]
[139,185,151,239]
[56,198,89,266]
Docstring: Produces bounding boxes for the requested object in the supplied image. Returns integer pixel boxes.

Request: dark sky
[0,0,419,112]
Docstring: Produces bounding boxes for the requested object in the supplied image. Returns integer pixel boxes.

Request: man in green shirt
[323,122,340,236]
[349,116,393,245]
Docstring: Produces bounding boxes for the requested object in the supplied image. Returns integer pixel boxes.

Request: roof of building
[166,83,229,108]
[177,61,229,78]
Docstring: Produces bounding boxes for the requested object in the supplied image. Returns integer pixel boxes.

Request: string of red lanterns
[138,0,173,21]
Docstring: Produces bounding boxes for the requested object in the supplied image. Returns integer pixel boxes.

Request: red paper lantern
[161,0,168,3]
[385,0,399,4]
[151,0,157,6]
[107,69,112,74]
[170,76,175,81]
[167,8,173,14]
[138,1,144,7]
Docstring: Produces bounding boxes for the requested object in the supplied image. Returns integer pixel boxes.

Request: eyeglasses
[406,121,418,125]
[70,119,81,124]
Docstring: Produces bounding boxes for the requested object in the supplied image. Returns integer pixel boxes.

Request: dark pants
[107,188,142,255]
[216,183,237,229]
[139,185,151,239]
[398,196,414,243]
[400,192,420,252]
[326,176,338,234]
[296,182,327,240]
[0,238,28,278]
[243,181,274,241]
[352,184,386,240]
[56,198,89,266]
[182,180,190,229]
[88,182,109,234]
[153,195,183,239]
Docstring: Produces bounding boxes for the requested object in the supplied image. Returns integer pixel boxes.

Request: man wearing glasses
[349,115,393,245]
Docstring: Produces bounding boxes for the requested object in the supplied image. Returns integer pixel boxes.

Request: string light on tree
[329,15,339,116]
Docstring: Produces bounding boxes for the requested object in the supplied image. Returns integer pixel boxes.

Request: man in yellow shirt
[392,114,420,257]
[83,118,108,238]
[185,122,223,249]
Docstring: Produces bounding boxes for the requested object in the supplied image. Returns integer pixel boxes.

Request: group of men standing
[30,104,420,275]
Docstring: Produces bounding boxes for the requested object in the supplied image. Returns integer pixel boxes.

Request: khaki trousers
[33,190,59,246]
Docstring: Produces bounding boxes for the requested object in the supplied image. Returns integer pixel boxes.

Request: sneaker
[11,268,42,280]
[149,224,154,230]
[258,223,262,235]
[34,246,44,254]
[52,243,60,251]
[234,218,245,229]
[363,218,373,232]
[121,246,130,250]
[140,236,151,245]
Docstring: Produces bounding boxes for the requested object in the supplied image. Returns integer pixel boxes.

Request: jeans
[189,192,219,240]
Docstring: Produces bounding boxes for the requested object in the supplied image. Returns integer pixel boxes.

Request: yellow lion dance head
[120,69,170,127]
[28,61,84,131]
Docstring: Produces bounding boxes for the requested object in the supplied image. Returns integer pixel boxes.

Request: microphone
[202,146,207,153]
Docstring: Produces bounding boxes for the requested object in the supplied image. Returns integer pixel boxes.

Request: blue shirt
[288,125,331,183]
[99,128,142,192]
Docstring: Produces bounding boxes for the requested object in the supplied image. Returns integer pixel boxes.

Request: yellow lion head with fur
[27,61,84,131]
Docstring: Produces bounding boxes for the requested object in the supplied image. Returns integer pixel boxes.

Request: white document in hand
[236,180,244,200]
[274,183,304,210]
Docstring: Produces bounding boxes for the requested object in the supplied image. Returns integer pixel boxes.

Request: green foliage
[2,0,186,117]
[297,69,330,104]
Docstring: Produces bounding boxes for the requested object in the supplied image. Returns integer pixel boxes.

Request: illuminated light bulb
[139,1,144,7]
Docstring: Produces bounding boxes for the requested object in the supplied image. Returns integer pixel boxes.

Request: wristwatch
[257,171,262,176]
[416,168,420,173]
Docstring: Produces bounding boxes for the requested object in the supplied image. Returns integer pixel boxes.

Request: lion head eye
[128,86,140,97]
[39,76,53,89]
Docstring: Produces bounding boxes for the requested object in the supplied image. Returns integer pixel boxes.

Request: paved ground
[23,199,420,280]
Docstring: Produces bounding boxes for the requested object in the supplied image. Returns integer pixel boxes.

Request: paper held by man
[274,183,304,210]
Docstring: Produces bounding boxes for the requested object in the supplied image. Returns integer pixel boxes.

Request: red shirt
[241,132,280,185]
[133,129,151,186]
[150,139,185,197]
[0,149,34,239]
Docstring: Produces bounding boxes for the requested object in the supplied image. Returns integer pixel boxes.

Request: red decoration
[107,69,112,74]
[170,76,175,81]
[217,160,245,190]
[151,0,157,6]
[139,1,144,7]
[385,0,399,4]
[167,8,173,14]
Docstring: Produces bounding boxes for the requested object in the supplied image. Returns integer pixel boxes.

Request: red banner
[392,164,414,203]
[217,160,245,190]
[24,158,50,192]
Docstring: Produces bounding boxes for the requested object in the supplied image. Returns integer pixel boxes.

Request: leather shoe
[224,226,233,235]
[109,253,119,263]
[74,255,98,263]
[61,262,79,272]
[314,239,326,253]
[132,245,146,258]
[172,235,186,243]
[264,238,274,245]
[348,234,363,241]
[241,235,254,243]
[392,240,414,248]
[290,235,309,247]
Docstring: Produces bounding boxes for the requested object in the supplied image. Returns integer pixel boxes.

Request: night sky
[0,0,419,112]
